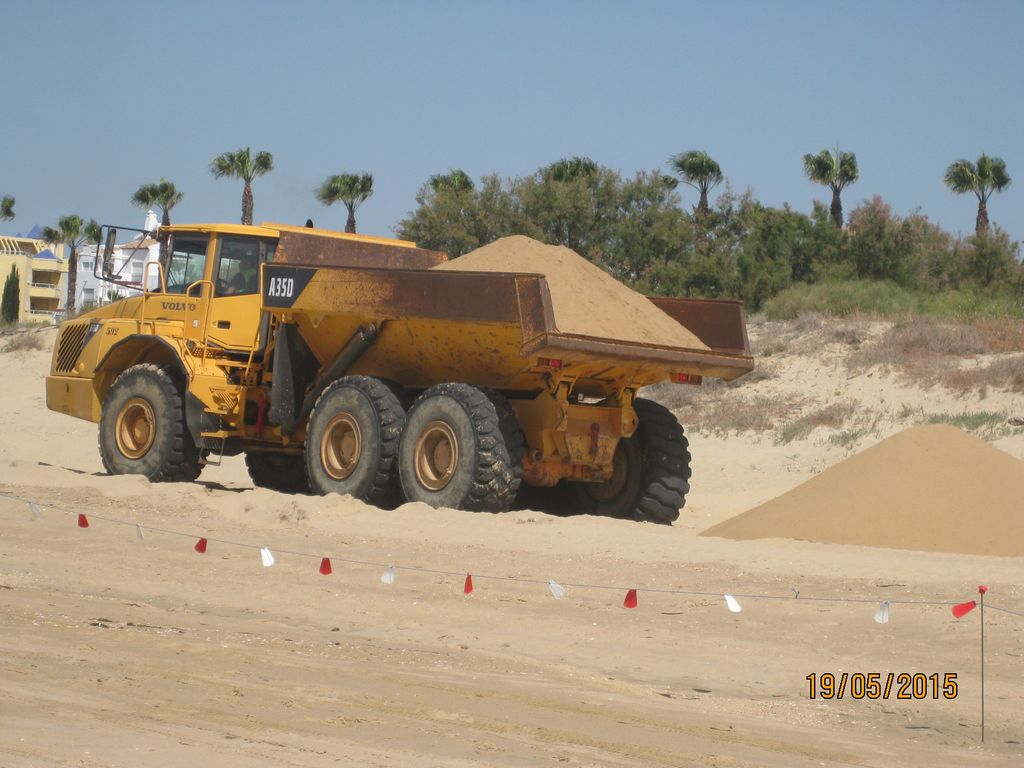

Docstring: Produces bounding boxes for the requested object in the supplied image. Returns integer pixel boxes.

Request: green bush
[1,265,19,324]
[763,280,1024,321]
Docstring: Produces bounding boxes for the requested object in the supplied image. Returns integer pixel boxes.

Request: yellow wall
[0,238,68,323]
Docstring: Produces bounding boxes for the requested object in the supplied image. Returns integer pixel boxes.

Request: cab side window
[215,237,275,296]
[164,236,209,294]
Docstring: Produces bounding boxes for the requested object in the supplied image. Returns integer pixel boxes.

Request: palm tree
[316,173,374,233]
[669,151,724,221]
[131,179,183,265]
[944,154,1012,237]
[542,156,599,183]
[802,148,859,227]
[42,215,101,314]
[429,169,475,194]
[0,196,14,222]
[209,148,274,225]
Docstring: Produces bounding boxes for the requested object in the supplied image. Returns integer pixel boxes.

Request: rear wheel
[398,383,523,511]
[245,452,309,493]
[99,364,202,482]
[570,398,690,523]
[305,376,406,504]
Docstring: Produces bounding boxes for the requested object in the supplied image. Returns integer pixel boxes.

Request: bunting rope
[3,489,1020,620]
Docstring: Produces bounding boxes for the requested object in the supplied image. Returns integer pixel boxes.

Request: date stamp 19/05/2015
[806,672,959,700]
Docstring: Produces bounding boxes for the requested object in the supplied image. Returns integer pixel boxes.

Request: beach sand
[1,324,1022,766]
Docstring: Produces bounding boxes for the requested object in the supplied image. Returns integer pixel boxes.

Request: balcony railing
[29,284,61,299]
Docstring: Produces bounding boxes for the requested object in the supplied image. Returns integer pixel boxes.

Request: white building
[76,212,161,309]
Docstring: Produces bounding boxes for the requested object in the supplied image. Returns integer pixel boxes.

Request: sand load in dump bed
[702,424,1024,557]
[433,235,710,351]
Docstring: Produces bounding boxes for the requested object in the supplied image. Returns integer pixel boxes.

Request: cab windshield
[164,235,210,294]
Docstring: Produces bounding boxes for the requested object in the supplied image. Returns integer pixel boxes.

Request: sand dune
[704,424,1024,556]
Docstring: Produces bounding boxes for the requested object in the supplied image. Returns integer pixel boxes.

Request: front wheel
[98,364,202,482]
[571,398,690,523]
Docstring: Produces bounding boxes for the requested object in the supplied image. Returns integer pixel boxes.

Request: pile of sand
[703,424,1024,556]
[433,235,709,350]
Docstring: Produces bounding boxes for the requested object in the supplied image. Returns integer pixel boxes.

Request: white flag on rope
[874,601,890,624]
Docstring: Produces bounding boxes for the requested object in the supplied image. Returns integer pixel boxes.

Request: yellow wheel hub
[414,421,459,491]
[115,397,156,460]
[321,413,362,480]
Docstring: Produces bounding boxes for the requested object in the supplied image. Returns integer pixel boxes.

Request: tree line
[3,147,1015,313]
[398,152,1019,310]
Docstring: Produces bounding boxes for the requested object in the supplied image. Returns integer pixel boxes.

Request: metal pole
[980,587,986,743]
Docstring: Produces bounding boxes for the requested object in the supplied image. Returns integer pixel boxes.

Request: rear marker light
[538,358,563,369]
[671,372,703,385]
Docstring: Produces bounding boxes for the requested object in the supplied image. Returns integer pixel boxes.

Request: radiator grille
[55,322,90,373]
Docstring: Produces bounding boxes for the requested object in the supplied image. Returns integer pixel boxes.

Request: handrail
[139,261,166,334]
[242,264,266,379]
[184,279,214,364]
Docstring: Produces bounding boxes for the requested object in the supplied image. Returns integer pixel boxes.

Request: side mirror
[102,227,118,276]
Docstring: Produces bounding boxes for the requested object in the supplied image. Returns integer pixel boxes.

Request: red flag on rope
[319,557,332,575]
[77,514,89,528]
[952,600,977,618]
[464,574,474,595]
[623,589,638,609]
[194,537,208,554]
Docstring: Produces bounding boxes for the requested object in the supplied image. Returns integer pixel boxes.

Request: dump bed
[261,262,752,398]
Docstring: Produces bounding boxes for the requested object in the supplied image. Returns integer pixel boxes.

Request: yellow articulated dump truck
[46,222,752,522]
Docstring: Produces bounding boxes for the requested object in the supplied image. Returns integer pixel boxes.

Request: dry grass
[751,313,870,358]
[647,376,798,436]
[845,316,1024,395]
[644,366,799,435]
[775,402,857,444]
[1,331,47,353]
[971,317,1024,353]
[847,317,988,371]
[673,394,799,435]
[941,355,1024,394]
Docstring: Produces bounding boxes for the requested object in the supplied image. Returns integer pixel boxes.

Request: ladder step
[200,435,226,466]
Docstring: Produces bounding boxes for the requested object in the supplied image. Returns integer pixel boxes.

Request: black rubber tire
[305,375,406,504]
[570,398,690,523]
[398,383,523,512]
[99,363,202,482]
[483,388,526,506]
[245,452,309,494]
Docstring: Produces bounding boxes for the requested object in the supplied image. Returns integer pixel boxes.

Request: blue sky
[3,1,1021,244]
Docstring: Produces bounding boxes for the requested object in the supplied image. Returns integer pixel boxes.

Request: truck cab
[148,224,275,353]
